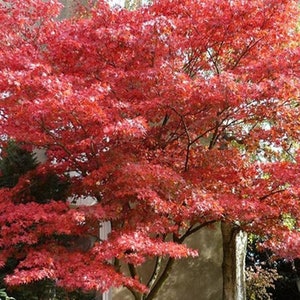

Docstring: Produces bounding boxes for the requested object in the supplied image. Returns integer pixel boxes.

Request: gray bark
[221,222,247,300]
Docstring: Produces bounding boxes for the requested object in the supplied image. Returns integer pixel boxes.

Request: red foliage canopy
[0,0,299,293]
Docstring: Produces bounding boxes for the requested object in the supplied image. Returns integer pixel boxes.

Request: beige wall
[113,225,223,300]
[58,0,93,19]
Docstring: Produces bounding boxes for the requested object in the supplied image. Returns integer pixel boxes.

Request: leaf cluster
[0,0,299,296]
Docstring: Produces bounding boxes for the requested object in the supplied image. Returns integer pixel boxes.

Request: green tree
[0,141,38,188]
[0,142,94,300]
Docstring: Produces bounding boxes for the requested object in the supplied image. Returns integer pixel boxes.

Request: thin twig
[179,220,217,242]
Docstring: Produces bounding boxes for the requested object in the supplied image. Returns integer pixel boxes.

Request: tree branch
[144,257,175,300]
[259,188,286,201]
[169,108,191,171]
[145,256,163,293]
[127,263,141,300]
[179,220,217,243]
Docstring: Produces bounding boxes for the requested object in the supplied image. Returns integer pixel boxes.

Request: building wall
[113,225,223,300]
[58,0,93,19]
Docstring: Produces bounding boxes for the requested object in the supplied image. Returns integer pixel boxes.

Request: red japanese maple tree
[0,0,299,299]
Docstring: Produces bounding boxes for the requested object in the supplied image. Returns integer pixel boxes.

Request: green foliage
[0,288,15,300]
[0,141,69,204]
[0,141,38,188]
[27,171,70,204]
[7,280,96,300]
[124,0,142,10]
[246,266,281,300]
[282,213,297,230]
[246,235,300,299]
[246,235,280,299]
[0,142,88,299]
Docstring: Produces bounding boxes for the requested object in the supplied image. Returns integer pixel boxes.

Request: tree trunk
[221,222,247,300]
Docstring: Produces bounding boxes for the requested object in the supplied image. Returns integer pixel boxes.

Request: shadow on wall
[113,224,223,300]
